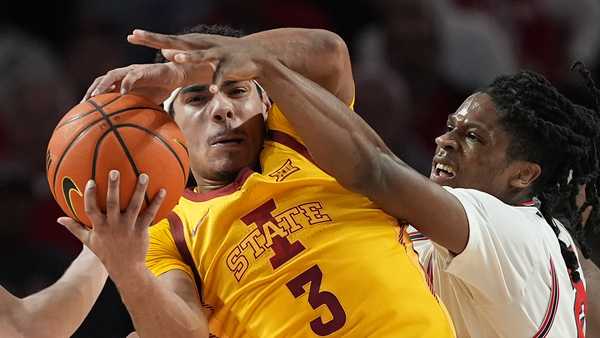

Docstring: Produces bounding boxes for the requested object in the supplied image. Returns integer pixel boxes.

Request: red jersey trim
[167,212,205,303]
[183,167,254,202]
[517,199,538,207]
[533,258,559,338]
[409,231,429,242]
[268,130,314,163]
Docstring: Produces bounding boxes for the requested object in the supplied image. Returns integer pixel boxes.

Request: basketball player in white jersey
[408,183,600,337]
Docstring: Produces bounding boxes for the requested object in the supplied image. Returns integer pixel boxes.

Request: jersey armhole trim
[167,211,205,304]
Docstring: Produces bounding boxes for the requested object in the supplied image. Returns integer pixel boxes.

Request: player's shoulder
[266,103,304,144]
[444,186,539,215]
[443,186,546,237]
[266,97,355,148]
[149,214,173,240]
[443,186,509,212]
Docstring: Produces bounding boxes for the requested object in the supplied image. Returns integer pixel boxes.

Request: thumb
[161,48,186,62]
[126,332,139,338]
[58,217,90,244]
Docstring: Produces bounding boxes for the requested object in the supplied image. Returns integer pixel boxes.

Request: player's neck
[193,173,237,193]
[194,184,227,194]
[194,181,230,193]
[503,188,534,206]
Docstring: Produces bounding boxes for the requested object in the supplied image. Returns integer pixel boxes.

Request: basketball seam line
[57,105,165,131]
[52,118,101,191]
[89,98,151,207]
[91,128,120,185]
[56,95,122,129]
[113,123,188,184]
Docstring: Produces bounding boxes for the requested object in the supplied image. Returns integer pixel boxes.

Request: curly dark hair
[153,24,245,64]
[483,63,600,282]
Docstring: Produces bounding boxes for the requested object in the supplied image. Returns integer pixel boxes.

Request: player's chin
[210,156,254,179]
[429,171,458,187]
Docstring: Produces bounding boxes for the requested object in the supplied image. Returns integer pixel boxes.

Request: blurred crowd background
[1,0,599,336]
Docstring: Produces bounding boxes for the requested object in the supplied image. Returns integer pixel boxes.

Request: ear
[509,161,541,190]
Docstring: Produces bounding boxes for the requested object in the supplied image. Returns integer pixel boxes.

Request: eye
[185,95,209,105]
[229,87,248,97]
[446,124,454,132]
[466,132,480,142]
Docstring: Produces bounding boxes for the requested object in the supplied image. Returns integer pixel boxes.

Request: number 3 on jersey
[287,265,347,336]
[242,199,347,335]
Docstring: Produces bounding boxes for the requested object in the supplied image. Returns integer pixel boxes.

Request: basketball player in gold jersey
[66,26,455,337]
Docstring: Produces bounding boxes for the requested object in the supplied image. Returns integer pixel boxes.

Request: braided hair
[483,64,600,282]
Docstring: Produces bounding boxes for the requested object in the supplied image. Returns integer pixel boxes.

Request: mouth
[209,132,246,148]
[430,160,457,183]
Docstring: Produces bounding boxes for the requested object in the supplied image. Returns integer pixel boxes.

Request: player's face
[430,93,517,198]
[172,80,267,182]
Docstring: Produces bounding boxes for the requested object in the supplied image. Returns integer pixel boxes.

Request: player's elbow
[1,299,28,338]
[309,29,348,55]
[324,31,351,77]
[315,31,351,74]
[20,329,69,338]
[16,317,77,338]
[321,30,350,64]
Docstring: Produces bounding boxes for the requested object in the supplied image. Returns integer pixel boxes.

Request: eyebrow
[448,115,491,133]
[180,84,209,95]
[222,80,239,86]
[180,80,250,95]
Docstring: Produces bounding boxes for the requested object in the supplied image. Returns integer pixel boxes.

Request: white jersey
[408,187,587,338]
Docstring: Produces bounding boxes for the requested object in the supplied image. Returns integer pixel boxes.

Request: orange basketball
[46,93,190,227]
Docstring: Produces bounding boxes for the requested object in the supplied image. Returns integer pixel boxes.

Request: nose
[212,109,234,123]
[435,131,458,151]
[206,92,235,124]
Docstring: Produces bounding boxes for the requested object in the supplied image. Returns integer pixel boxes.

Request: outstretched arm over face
[122,28,354,104]
[0,246,107,338]
[252,58,469,254]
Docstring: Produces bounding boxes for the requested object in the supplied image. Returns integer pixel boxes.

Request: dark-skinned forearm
[256,59,469,253]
